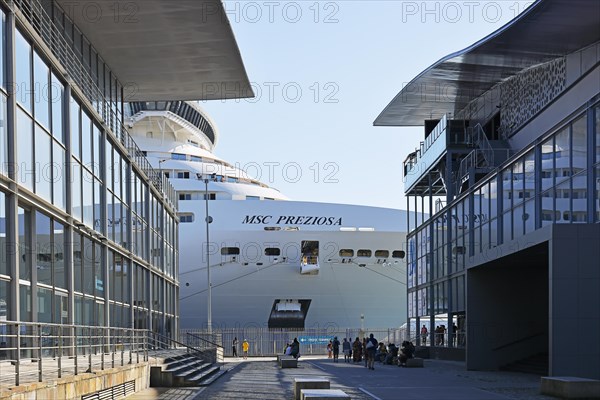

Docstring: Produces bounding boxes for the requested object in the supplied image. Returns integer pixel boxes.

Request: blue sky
[201,1,531,209]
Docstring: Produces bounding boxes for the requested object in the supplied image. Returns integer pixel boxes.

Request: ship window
[179,193,191,201]
[265,248,280,256]
[392,250,406,259]
[357,249,372,257]
[264,227,281,231]
[339,249,354,257]
[203,193,216,200]
[375,250,389,258]
[179,213,194,223]
[177,171,190,179]
[190,156,202,162]
[172,153,186,160]
[221,247,240,255]
[246,196,260,200]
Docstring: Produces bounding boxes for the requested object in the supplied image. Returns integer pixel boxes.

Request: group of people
[232,337,250,359]
[232,334,416,367]
[283,338,301,359]
[421,323,462,347]
[330,335,416,369]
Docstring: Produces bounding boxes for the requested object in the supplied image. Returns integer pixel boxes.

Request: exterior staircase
[456,124,512,194]
[149,333,227,387]
[150,351,227,387]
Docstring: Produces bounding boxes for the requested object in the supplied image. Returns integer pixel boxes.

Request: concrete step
[197,368,227,386]
[173,362,212,378]
[189,365,222,385]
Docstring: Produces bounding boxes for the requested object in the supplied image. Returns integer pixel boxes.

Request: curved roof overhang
[374,0,600,127]
[56,0,253,101]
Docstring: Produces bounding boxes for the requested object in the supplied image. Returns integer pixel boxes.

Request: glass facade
[407,101,600,344]
[0,2,178,335]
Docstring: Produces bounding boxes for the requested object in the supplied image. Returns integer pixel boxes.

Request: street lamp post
[204,178,213,334]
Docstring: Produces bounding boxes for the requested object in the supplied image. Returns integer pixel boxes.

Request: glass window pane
[572,115,587,173]
[33,52,50,129]
[94,242,103,299]
[50,73,64,143]
[53,144,65,210]
[18,207,31,281]
[0,192,5,276]
[53,221,66,289]
[17,108,33,191]
[93,124,101,176]
[81,111,92,168]
[83,169,93,228]
[0,94,6,176]
[0,12,5,88]
[555,126,571,187]
[15,30,32,111]
[595,105,600,163]
[72,160,82,222]
[83,236,94,295]
[73,234,82,293]
[70,98,80,160]
[36,211,52,286]
[35,125,52,202]
[502,168,512,212]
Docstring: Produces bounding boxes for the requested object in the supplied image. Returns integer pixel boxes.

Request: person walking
[332,336,340,363]
[352,337,362,363]
[421,325,428,346]
[327,340,333,358]
[366,333,378,370]
[342,338,351,363]
[232,337,239,357]
[242,339,249,360]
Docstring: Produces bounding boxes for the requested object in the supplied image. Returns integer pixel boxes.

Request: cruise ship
[126,101,412,330]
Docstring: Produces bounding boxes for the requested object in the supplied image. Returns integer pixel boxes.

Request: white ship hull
[178,200,409,329]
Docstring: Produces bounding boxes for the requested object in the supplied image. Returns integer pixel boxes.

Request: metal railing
[0,321,188,387]
[180,327,410,357]
[12,0,178,209]
[0,321,148,386]
[183,333,224,367]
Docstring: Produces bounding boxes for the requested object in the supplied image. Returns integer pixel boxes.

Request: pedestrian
[366,334,378,370]
[327,340,333,358]
[342,338,351,363]
[421,324,428,346]
[352,337,362,363]
[362,338,368,367]
[290,337,300,359]
[242,339,249,360]
[332,336,340,363]
[232,337,238,357]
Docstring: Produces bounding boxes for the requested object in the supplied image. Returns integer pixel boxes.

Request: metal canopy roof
[374,0,600,127]
[56,0,253,101]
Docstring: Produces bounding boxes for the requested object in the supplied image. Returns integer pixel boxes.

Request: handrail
[0,320,152,387]
[185,332,223,349]
[492,332,545,351]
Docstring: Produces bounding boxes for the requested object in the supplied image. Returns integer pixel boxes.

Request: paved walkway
[127,356,555,400]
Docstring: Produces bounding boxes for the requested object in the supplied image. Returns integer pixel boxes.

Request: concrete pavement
[127,356,555,400]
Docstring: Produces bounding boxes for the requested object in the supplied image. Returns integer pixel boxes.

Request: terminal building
[0,0,250,349]
[376,0,600,378]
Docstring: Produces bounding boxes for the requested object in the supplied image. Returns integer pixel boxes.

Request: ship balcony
[403,116,472,194]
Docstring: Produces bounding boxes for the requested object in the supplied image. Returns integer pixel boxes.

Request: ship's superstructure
[127,101,412,330]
